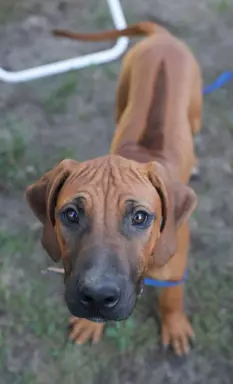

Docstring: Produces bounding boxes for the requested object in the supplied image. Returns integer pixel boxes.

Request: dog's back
[111,30,202,183]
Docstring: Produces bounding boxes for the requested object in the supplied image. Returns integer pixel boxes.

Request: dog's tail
[52,21,159,42]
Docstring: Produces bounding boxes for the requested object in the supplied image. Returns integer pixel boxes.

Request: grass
[213,0,231,13]
[188,266,233,355]
[0,109,79,190]
[0,130,77,190]
[93,4,112,28]
[0,0,20,24]
[102,62,120,81]
[0,122,27,188]
[90,1,134,28]
[42,73,79,115]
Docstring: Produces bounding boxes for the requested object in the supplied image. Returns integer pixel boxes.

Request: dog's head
[26,155,196,322]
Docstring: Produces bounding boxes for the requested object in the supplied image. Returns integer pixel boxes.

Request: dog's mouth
[88,317,105,323]
[65,277,144,323]
[88,280,144,323]
[86,310,133,323]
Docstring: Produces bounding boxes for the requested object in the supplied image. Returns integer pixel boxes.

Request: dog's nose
[79,281,121,310]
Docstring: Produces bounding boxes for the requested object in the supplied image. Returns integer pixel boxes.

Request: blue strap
[144,269,188,288]
[203,71,233,95]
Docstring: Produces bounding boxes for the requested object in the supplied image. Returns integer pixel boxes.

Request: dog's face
[54,157,162,322]
[26,155,197,323]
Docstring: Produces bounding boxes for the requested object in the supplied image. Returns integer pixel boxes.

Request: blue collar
[144,269,188,288]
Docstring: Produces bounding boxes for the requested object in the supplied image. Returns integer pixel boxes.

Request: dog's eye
[63,208,79,224]
[132,211,148,226]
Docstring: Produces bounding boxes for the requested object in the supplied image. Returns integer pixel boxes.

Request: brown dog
[26,22,202,356]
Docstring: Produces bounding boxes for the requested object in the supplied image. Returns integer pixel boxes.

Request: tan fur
[26,21,202,355]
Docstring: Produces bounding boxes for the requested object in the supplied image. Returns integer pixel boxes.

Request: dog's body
[111,23,202,282]
[26,22,202,355]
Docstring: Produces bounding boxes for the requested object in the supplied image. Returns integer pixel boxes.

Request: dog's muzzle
[65,273,140,323]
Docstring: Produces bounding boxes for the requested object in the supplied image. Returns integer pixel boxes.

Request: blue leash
[202,71,233,95]
[144,70,233,288]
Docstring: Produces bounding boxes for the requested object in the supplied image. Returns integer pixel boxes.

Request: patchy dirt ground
[1,0,233,383]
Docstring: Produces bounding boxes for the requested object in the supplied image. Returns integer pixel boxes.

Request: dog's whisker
[41,267,65,275]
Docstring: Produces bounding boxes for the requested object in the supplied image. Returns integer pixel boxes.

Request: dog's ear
[26,159,78,262]
[148,162,197,266]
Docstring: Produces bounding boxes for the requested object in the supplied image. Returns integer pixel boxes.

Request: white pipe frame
[0,0,128,84]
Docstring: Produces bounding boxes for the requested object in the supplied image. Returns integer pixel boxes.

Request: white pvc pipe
[0,0,129,84]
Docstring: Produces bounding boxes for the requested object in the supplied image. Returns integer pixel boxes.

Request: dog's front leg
[159,285,194,356]
[68,317,105,345]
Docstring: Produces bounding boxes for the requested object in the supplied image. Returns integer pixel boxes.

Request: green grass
[0,0,20,24]
[90,1,133,28]
[0,122,27,187]
[42,73,79,115]
[92,4,112,28]
[188,269,233,354]
[102,62,120,81]
[213,0,231,13]
[0,110,79,189]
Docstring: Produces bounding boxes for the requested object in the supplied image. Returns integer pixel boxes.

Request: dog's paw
[68,316,105,345]
[161,312,194,356]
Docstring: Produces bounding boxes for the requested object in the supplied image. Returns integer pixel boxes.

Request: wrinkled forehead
[57,156,160,209]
